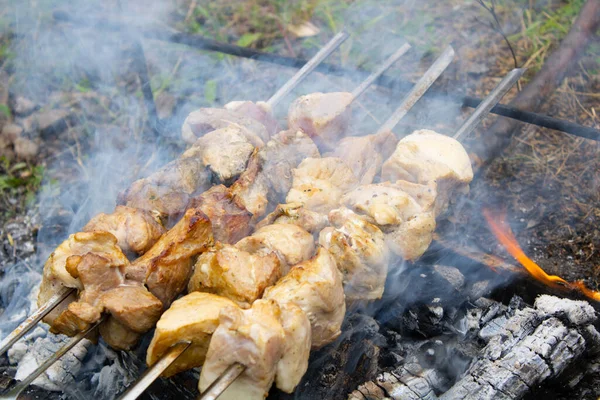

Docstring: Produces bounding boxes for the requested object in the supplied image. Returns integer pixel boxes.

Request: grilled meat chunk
[125,207,213,306]
[236,223,315,274]
[288,92,354,149]
[182,107,268,146]
[256,202,328,234]
[381,129,474,215]
[224,100,279,137]
[188,243,281,308]
[319,208,390,301]
[264,248,345,348]
[146,292,238,376]
[199,300,311,399]
[82,206,165,255]
[286,157,358,215]
[230,150,270,222]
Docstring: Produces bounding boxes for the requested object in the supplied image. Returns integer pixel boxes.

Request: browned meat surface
[181,107,268,146]
[188,243,281,308]
[230,150,270,222]
[224,100,279,137]
[125,207,214,306]
[256,202,328,234]
[146,292,238,376]
[264,248,345,348]
[287,92,354,149]
[189,185,252,244]
[82,205,165,255]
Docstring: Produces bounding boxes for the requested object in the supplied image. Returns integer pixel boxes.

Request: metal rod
[376,45,455,134]
[0,287,75,356]
[0,318,103,400]
[350,43,411,99]
[117,342,191,400]
[197,363,246,400]
[266,31,349,108]
[453,68,526,140]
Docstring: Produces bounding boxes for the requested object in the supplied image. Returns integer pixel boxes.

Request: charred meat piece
[235,223,315,274]
[82,205,165,255]
[319,208,390,301]
[230,150,270,223]
[199,300,311,399]
[181,107,268,146]
[224,100,279,137]
[146,292,238,377]
[125,207,214,306]
[189,185,252,244]
[256,202,329,234]
[325,130,398,184]
[286,157,358,215]
[288,92,354,149]
[188,243,281,308]
[264,248,345,349]
[381,129,474,215]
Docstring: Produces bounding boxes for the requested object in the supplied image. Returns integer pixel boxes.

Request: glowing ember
[483,208,600,302]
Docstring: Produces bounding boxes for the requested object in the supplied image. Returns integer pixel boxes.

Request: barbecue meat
[235,223,315,273]
[288,92,354,149]
[125,207,213,306]
[199,300,311,399]
[341,182,436,260]
[286,157,358,214]
[224,100,279,137]
[319,208,390,301]
[146,292,238,376]
[256,202,329,234]
[82,206,165,255]
[381,129,473,215]
[264,248,345,348]
[189,185,252,244]
[259,130,320,202]
[230,150,270,222]
[188,243,281,308]
[182,107,268,146]
[325,130,398,184]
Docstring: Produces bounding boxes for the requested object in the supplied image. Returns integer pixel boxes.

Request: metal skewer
[198,363,246,400]
[266,31,349,108]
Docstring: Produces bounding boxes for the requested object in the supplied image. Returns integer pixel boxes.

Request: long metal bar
[197,363,246,400]
[266,31,349,108]
[376,45,455,134]
[453,68,526,140]
[0,318,103,400]
[117,342,191,400]
[350,43,411,99]
[0,287,75,356]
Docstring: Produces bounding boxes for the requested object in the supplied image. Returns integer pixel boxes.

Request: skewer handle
[0,287,75,356]
[453,68,526,140]
[266,31,349,108]
[117,341,191,400]
[376,45,455,134]
[0,317,102,400]
[197,363,246,400]
[350,43,411,100]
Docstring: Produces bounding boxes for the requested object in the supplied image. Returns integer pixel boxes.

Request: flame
[483,208,600,302]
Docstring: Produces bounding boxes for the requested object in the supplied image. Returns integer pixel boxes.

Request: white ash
[534,294,597,325]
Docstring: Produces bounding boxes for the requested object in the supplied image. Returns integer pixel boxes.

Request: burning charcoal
[534,294,596,325]
[433,265,465,291]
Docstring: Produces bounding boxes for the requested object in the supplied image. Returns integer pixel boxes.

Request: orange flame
[483,208,600,302]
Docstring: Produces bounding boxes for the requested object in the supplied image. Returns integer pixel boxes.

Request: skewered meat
[230,150,270,222]
[288,92,354,149]
[224,101,279,137]
[82,206,165,255]
[319,208,390,301]
[188,243,281,308]
[236,223,315,274]
[264,248,345,348]
[199,300,311,399]
[146,292,238,376]
[181,108,269,146]
[381,129,474,215]
[286,157,358,214]
[125,207,213,306]
[189,185,252,244]
[341,182,436,260]
[259,130,320,202]
[325,130,398,184]
[256,202,329,234]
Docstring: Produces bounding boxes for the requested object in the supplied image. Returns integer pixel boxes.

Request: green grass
[0,157,44,216]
